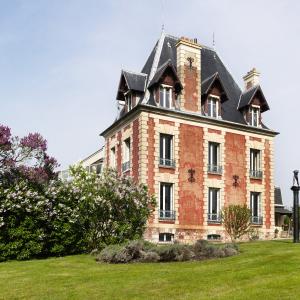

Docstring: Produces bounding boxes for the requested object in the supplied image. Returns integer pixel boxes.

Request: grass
[0,240,299,299]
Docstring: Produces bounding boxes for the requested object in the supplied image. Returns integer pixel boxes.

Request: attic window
[159,85,172,109]
[249,106,260,127]
[125,93,132,111]
[207,95,219,118]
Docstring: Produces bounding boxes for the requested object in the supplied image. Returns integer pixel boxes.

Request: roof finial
[160,0,165,33]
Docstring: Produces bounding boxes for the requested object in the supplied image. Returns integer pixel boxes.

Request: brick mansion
[100,32,278,242]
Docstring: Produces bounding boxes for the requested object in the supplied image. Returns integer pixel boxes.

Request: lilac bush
[0,124,59,185]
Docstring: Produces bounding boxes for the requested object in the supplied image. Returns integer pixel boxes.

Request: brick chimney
[176,37,202,113]
[243,68,260,90]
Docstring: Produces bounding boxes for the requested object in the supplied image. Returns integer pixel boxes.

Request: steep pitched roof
[115,33,272,127]
[201,72,228,102]
[122,70,147,92]
[238,85,270,112]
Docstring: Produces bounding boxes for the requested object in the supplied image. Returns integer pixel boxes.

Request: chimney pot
[243,68,260,90]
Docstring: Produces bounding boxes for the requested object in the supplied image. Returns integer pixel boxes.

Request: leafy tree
[222,204,251,242]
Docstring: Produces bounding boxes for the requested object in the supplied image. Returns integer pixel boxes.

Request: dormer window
[159,85,172,108]
[125,93,132,111]
[249,106,260,127]
[208,96,219,118]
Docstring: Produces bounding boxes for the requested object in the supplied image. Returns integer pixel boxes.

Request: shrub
[222,204,251,242]
[224,247,238,257]
[96,244,124,263]
[140,251,160,263]
[156,244,194,262]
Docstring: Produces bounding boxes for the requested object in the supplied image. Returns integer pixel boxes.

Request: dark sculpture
[188,168,195,183]
[293,170,299,187]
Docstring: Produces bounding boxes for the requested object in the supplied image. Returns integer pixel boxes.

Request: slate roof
[274,187,283,206]
[116,32,272,128]
[122,70,147,92]
[238,85,270,113]
[148,59,182,90]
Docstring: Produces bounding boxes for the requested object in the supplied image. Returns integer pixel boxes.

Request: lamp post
[291,170,300,243]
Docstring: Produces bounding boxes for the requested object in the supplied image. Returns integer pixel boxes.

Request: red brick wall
[178,124,204,225]
[132,119,139,181]
[183,65,199,112]
[264,140,271,229]
[224,132,247,205]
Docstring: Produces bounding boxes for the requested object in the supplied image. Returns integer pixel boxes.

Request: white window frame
[250,149,261,172]
[110,147,116,168]
[159,134,174,167]
[207,95,219,118]
[123,138,130,163]
[159,84,173,109]
[249,105,260,127]
[159,182,173,212]
[125,93,132,111]
[208,142,220,166]
[250,192,261,218]
[208,188,220,221]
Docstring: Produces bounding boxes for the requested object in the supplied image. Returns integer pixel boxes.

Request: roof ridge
[201,72,218,84]
[122,69,148,76]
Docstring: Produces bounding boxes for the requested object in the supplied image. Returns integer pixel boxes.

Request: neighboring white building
[58,147,104,180]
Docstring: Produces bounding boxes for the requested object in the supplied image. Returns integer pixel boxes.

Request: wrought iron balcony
[207,164,223,174]
[251,216,263,225]
[250,169,263,179]
[159,210,176,220]
[159,158,176,168]
[122,161,130,172]
[207,213,222,223]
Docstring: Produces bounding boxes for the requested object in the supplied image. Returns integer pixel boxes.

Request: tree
[222,204,251,242]
[0,124,58,185]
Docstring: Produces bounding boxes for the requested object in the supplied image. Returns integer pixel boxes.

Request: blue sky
[1,0,299,205]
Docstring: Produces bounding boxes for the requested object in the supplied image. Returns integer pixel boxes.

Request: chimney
[243,68,260,90]
[176,37,202,113]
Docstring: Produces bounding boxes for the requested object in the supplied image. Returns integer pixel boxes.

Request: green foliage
[222,204,251,242]
[0,166,155,261]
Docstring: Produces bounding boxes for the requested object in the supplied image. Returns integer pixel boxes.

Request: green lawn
[0,240,299,299]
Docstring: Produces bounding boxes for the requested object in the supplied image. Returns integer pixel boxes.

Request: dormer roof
[201,72,228,102]
[148,59,183,92]
[238,85,270,113]
[116,70,147,100]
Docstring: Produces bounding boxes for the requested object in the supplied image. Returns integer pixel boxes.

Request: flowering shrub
[0,124,59,186]
[0,165,155,261]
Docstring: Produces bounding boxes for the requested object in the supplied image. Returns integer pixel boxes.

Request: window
[159,86,172,108]
[249,106,260,127]
[208,142,222,174]
[110,147,116,168]
[126,93,132,111]
[159,134,175,167]
[208,96,219,118]
[208,188,221,222]
[250,192,262,224]
[250,149,262,178]
[122,138,130,172]
[159,183,175,220]
[159,233,174,242]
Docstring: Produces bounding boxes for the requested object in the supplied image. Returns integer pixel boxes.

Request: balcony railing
[208,213,222,223]
[122,161,130,172]
[159,158,176,168]
[251,216,263,225]
[159,210,176,220]
[207,164,223,174]
[250,169,263,179]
